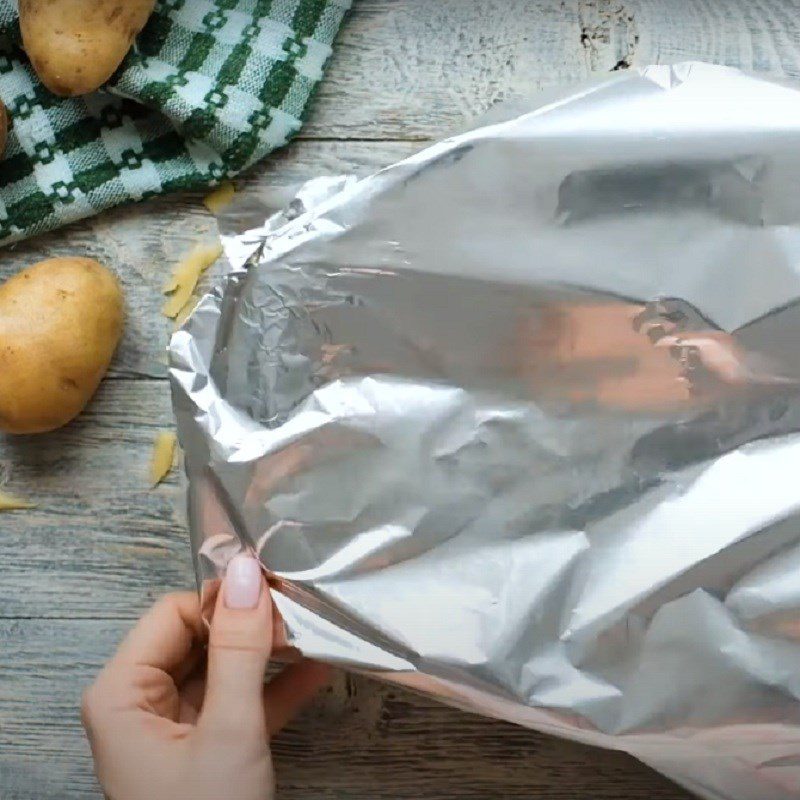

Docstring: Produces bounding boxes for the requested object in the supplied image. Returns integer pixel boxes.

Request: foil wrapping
[169,64,800,800]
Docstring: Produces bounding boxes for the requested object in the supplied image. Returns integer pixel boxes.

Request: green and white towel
[0,0,350,245]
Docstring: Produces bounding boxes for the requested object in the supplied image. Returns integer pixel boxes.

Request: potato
[0,258,124,434]
[19,0,156,97]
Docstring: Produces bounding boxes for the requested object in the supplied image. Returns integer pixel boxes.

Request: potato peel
[203,181,235,215]
[0,490,35,511]
[173,294,200,330]
[162,241,223,319]
[150,431,177,487]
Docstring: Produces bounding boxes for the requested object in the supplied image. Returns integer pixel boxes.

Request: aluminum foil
[169,63,800,800]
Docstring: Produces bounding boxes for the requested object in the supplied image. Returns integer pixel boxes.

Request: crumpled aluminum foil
[169,63,800,800]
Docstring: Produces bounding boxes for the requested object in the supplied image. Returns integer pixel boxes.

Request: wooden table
[2,2,797,797]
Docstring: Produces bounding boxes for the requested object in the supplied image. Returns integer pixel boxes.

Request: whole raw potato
[0,258,124,434]
[19,0,156,97]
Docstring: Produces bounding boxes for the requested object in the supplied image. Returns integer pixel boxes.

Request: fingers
[82,592,202,744]
[112,591,204,677]
[199,554,273,736]
[264,661,332,736]
[655,334,746,382]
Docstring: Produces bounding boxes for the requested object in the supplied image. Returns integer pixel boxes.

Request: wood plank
[0,379,193,619]
[0,618,691,800]
[302,0,800,140]
[304,0,589,140]
[632,0,800,76]
[0,141,420,381]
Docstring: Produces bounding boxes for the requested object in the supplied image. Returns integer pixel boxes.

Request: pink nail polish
[224,555,262,610]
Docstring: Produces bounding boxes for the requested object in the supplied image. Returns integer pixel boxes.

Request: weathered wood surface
[5,0,799,797]
[303,0,800,140]
[0,620,687,800]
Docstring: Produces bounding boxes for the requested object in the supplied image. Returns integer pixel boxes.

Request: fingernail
[225,555,262,610]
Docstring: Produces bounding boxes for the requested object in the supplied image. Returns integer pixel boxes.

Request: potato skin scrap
[173,294,200,330]
[0,490,35,511]
[162,241,223,319]
[203,182,236,215]
[20,0,156,97]
[150,431,177,487]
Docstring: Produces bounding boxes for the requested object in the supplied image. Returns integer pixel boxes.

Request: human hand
[81,555,331,800]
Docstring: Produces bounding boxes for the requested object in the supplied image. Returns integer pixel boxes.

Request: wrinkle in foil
[171,64,800,800]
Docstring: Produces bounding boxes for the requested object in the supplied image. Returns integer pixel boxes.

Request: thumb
[199,554,273,736]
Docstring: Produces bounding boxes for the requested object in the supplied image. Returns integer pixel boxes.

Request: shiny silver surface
[170,64,800,800]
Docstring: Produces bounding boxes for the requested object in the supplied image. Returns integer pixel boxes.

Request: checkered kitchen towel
[0,0,350,245]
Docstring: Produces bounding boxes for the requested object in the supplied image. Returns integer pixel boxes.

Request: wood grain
[0,619,691,800]
[303,0,588,140]
[0,380,193,619]
[4,0,799,798]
